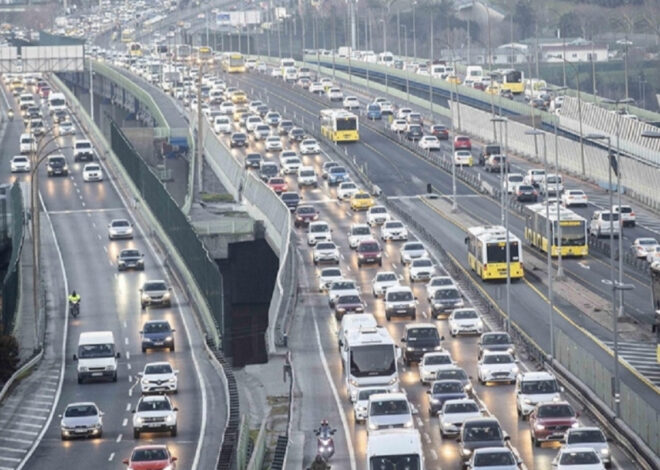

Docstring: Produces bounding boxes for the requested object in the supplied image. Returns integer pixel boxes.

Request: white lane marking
[126,363,132,370]
[0,437,31,445]
[125,351,130,360]
[430,449,438,460]
[103,246,107,253]
[48,208,125,215]
[108,453,115,462]
[75,188,80,193]
[122,418,127,427]
[128,388,133,398]
[14,423,41,429]
[0,413,46,421]
[81,201,86,207]
[116,434,122,443]
[19,406,50,412]
[124,337,129,345]
[0,447,26,454]
[123,321,127,328]
[96,234,101,240]
[126,403,131,412]
[11,430,37,437]
[91,222,96,228]
[0,456,21,463]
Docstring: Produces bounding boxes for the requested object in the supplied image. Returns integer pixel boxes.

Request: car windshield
[407,328,438,341]
[388,291,412,302]
[568,429,606,443]
[144,281,167,291]
[353,226,371,235]
[482,333,510,345]
[317,243,335,250]
[537,404,574,418]
[358,389,387,400]
[412,259,432,267]
[454,310,478,320]
[355,193,370,200]
[425,355,451,365]
[65,405,98,417]
[386,222,404,229]
[559,452,600,465]
[465,424,502,442]
[617,206,632,214]
[297,206,315,215]
[121,250,140,258]
[321,268,341,277]
[638,239,657,246]
[371,207,386,214]
[483,354,513,364]
[145,364,173,375]
[370,399,409,416]
[474,451,515,466]
[338,295,360,304]
[434,289,459,300]
[138,399,171,412]
[519,185,535,191]
[85,165,100,171]
[330,167,346,174]
[350,345,396,377]
[509,175,523,182]
[311,224,329,233]
[131,448,169,461]
[342,183,357,190]
[430,278,452,286]
[144,322,171,333]
[437,369,468,382]
[377,273,397,282]
[405,243,423,251]
[282,193,299,201]
[521,380,558,394]
[78,343,115,359]
[359,242,379,252]
[112,220,130,227]
[332,281,355,290]
[433,381,464,394]
[445,402,479,414]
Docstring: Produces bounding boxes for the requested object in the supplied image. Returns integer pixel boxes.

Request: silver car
[108,218,134,240]
[60,402,104,440]
[140,280,172,309]
[400,241,428,265]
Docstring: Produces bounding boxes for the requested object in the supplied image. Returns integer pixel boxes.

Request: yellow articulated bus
[524,203,588,257]
[466,225,524,281]
[320,109,359,142]
[197,46,213,62]
[493,69,524,94]
[221,52,246,73]
[128,42,143,57]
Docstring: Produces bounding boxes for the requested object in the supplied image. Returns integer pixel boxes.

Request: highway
[199,77,641,469]
[0,77,225,469]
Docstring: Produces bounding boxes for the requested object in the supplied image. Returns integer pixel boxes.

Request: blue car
[366,103,382,120]
[140,320,176,353]
[327,166,349,186]
[427,379,468,414]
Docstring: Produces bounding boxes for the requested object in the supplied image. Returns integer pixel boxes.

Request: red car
[294,204,319,227]
[529,402,579,447]
[430,125,449,140]
[39,86,51,98]
[123,445,177,469]
[268,177,288,194]
[453,135,472,150]
[356,239,383,267]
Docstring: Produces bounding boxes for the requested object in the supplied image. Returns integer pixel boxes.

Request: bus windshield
[350,345,396,377]
[229,55,244,67]
[555,222,585,246]
[486,242,520,263]
[337,117,357,131]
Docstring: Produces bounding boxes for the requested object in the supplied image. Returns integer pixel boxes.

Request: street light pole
[494,118,511,332]
[527,130,553,358]
[402,25,409,105]
[412,0,417,61]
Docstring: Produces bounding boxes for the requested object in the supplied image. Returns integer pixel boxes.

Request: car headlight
[141,293,149,301]
[507,347,515,354]
[571,422,580,428]
[165,336,173,341]
[368,422,378,430]
[141,379,149,385]
[163,292,171,300]
[165,414,176,424]
[105,364,115,371]
[524,398,532,405]
[388,376,398,385]
[358,253,365,258]
[163,465,173,470]
[79,366,88,372]
[349,378,359,387]
[600,448,609,456]
[404,420,413,428]
[433,303,442,309]
[512,366,519,374]
[356,306,364,312]
[143,337,152,342]
[406,346,416,351]
[464,383,472,391]
[434,345,443,351]
[430,397,439,404]
[535,424,545,430]
[552,395,561,402]
[337,308,346,312]
[134,416,144,425]
[476,320,483,328]
[407,302,415,308]
[462,448,472,456]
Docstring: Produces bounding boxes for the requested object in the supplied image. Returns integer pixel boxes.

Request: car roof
[519,371,555,380]
[405,322,436,330]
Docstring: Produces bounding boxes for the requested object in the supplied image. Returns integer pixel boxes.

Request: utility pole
[397,8,400,56]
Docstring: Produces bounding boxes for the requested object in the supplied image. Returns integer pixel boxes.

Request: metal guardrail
[246,418,267,470]
[0,348,43,404]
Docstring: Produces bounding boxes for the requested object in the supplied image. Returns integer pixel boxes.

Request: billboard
[216,10,261,26]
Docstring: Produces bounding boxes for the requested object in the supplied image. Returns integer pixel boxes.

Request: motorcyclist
[68,290,81,305]
[7,109,14,120]
[316,419,333,438]
[309,454,330,470]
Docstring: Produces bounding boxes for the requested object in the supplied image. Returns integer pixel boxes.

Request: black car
[435,366,473,393]
[140,320,175,352]
[281,191,300,211]
[401,323,443,365]
[230,133,247,148]
[47,155,69,177]
[245,153,262,169]
[427,379,468,414]
[279,120,294,135]
[289,127,305,142]
[405,124,423,141]
[117,249,145,271]
[259,162,279,182]
[515,184,538,203]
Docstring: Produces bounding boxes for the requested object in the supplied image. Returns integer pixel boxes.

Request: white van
[19,133,35,154]
[589,210,620,238]
[73,331,120,383]
[366,429,425,469]
[48,92,67,114]
[464,65,484,87]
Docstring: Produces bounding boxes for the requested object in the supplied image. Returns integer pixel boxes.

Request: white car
[132,395,177,438]
[453,150,473,166]
[400,241,428,265]
[523,168,546,186]
[299,138,320,154]
[418,135,441,150]
[371,271,400,298]
[380,220,408,241]
[348,223,373,248]
[562,189,588,207]
[631,237,659,258]
[504,173,525,194]
[213,116,232,134]
[477,351,519,385]
[375,98,393,114]
[108,219,133,240]
[280,157,302,175]
[367,392,413,433]
[219,101,235,114]
[327,87,343,101]
[426,276,455,300]
[396,108,413,119]
[552,447,605,470]
[448,308,483,336]
[313,241,340,265]
[612,204,635,227]
[563,427,612,468]
[328,279,360,306]
[367,205,390,226]
[248,101,264,114]
[245,116,263,132]
[318,267,342,292]
[307,221,332,245]
[10,155,30,173]
[139,362,178,394]
[82,163,103,182]
[408,257,435,282]
[353,387,389,422]
[390,119,407,132]
[337,181,359,201]
[343,96,360,109]
[419,351,454,384]
[253,124,271,140]
[438,399,482,437]
[515,371,561,418]
[297,166,318,187]
[265,136,283,151]
[58,121,76,135]
[280,150,298,162]
[646,245,660,264]
[309,82,324,94]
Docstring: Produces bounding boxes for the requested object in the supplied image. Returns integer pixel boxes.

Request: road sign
[0,45,84,73]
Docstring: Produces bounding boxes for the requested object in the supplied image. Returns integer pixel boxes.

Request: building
[527,38,609,63]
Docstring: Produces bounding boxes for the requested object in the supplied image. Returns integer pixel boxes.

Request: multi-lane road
[0,77,225,469]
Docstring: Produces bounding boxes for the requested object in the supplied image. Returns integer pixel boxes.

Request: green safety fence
[110,122,227,347]
[2,183,24,335]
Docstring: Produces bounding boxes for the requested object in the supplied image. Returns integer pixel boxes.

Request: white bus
[341,326,400,402]
[280,58,295,77]
[367,429,425,470]
[464,65,484,86]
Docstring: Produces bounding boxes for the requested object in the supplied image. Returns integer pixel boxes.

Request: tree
[0,335,19,383]
[513,0,536,39]
[559,12,583,37]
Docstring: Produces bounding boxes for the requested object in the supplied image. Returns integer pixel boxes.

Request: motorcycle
[69,299,80,318]
[7,109,14,121]
[315,427,336,462]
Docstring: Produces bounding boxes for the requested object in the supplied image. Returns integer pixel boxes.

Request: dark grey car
[117,249,145,271]
[478,332,514,358]
[457,418,509,463]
